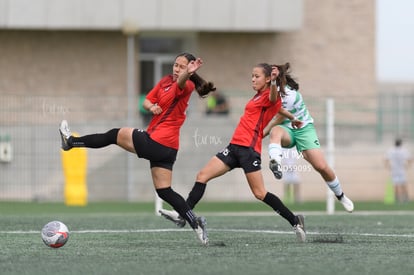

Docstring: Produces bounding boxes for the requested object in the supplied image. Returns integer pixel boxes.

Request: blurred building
[0,0,375,108]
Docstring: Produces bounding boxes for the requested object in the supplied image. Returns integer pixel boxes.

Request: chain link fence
[1,91,413,202]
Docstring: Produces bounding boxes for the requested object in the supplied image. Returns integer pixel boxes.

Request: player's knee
[269,129,279,140]
[195,169,209,183]
[116,128,135,152]
[270,126,283,138]
[252,190,267,201]
[313,162,329,174]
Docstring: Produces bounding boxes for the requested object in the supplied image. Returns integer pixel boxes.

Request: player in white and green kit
[264,66,354,212]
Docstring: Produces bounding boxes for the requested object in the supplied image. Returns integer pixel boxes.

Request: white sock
[268,143,282,163]
[326,176,343,197]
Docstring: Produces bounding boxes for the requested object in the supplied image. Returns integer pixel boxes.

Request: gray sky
[377,0,414,82]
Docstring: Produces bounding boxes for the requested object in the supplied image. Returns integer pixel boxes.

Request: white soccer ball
[41,221,70,248]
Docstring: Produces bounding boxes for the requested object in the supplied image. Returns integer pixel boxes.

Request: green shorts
[278,123,320,152]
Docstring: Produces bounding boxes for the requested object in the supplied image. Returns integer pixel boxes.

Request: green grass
[2,200,414,214]
[1,201,414,275]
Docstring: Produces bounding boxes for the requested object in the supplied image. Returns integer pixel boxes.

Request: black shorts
[132,129,177,170]
[216,143,261,173]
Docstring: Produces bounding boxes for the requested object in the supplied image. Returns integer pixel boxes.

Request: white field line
[201,211,414,216]
[1,228,414,238]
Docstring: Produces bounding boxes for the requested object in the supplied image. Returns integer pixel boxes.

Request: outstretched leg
[152,167,208,245]
[159,156,229,228]
[245,170,306,242]
[59,120,133,151]
[302,148,354,212]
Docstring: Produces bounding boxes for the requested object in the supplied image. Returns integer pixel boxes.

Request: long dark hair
[273,62,299,92]
[177,53,216,98]
[258,62,290,96]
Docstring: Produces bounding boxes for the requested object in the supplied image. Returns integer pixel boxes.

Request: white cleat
[339,194,354,213]
[159,209,186,228]
[59,120,72,151]
[293,214,306,242]
[194,216,208,246]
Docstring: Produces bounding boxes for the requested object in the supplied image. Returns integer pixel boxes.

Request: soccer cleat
[293,214,306,242]
[339,194,354,213]
[159,209,186,228]
[59,120,72,151]
[194,216,208,245]
[269,159,283,180]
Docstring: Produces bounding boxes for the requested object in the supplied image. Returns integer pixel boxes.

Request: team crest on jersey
[220,148,230,156]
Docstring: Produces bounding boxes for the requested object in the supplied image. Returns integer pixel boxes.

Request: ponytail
[273,62,299,94]
[190,73,216,97]
[177,52,216,98]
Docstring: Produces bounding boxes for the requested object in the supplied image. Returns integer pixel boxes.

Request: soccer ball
[41,221,70,248]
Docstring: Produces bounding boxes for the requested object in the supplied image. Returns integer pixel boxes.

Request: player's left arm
[278,108,303,129]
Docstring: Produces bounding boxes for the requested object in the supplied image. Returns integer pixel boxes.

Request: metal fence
[1,91,413,202]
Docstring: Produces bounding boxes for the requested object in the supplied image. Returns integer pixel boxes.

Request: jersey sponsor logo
[252,95,262,101]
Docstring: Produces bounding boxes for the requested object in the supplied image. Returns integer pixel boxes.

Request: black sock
[263,192,297,226]
[70,128,119,148]
[156,187,198,229]
[336,192,344,200]
[186,182,207,209]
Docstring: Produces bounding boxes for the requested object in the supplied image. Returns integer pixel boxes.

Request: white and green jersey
[280,86,313,129]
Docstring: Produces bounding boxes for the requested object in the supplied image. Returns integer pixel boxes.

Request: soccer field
[1,202,414,275]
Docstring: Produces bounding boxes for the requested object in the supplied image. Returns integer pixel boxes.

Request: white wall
[0,0,302,31]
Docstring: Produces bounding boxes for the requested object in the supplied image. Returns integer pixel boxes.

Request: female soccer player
[385,138,412,203]
[263,63,354,212]
[160,63,307,242]
[59,53,216,245]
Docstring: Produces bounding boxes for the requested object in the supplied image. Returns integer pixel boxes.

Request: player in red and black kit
[58,53,216,245]
[160,63,306,242]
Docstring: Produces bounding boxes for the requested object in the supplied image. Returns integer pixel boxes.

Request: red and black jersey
[230,88,281,154]
[146,75,195,150]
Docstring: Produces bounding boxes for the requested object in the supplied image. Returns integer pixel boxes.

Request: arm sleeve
[263,91,280,108]
[179,80,195,97]
[145,81,161,103]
